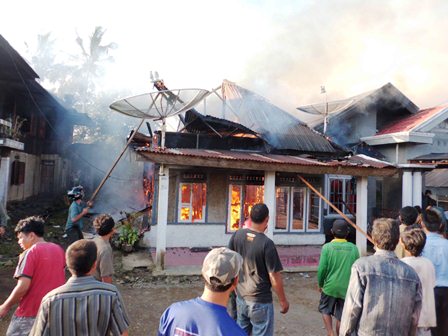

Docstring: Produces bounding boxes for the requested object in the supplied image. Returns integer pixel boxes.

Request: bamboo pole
[297,175,374,244]
[89,118,146,203]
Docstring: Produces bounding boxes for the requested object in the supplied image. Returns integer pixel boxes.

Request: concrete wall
[207,171,227,223]
[147,168,326,249]
[8,151,39,201]
[143,225,325,248]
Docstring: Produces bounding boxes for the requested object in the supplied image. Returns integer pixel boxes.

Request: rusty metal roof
[377,103,448,135]
[135,147,397,176]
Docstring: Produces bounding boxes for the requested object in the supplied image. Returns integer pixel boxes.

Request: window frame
[227,183,264,232]
[177,182,207,223]
[274,186,321,233]
[327,175,356,215]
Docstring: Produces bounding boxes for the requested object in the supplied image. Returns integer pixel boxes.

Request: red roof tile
[377,104,448,135]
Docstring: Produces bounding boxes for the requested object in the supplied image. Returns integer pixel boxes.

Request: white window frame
[306,188,322,232]
[274,186,315,233]
[178,182,206,223]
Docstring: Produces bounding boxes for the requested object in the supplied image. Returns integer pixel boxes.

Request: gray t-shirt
[228,228,283,303]
[93,237,114,280]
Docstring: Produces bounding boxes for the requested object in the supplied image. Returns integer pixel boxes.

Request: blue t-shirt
[65,201,86,231]
[158,297,246,336]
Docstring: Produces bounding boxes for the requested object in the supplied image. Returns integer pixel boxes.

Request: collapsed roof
[113,80,347,158]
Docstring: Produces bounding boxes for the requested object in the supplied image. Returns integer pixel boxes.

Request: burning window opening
[178,182,207,223]
[228,184,264,231]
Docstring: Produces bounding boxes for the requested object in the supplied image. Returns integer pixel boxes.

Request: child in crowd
[401,225,436,336]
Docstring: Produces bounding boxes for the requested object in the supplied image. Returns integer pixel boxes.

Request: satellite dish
[110,88,210,147]
[110,88,210,120]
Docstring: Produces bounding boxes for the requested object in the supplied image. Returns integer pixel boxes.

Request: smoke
[238,0,448,118]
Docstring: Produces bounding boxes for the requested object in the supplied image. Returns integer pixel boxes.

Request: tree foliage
[26,26,132,143]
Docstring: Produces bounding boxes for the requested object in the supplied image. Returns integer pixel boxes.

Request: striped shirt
[30,276,130,336]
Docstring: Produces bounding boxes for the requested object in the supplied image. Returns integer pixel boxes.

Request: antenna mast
[321,85,328,134]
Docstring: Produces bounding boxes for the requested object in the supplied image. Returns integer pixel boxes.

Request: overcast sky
[2,0,448,118]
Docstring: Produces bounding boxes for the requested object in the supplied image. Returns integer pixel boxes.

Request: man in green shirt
[318,219,359,336]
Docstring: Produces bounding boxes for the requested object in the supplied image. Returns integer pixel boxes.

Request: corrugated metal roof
[216,80,338,153]
[136,147,394,169]
[377,104,448,135]
[298,83,419,129]
[0,35,38,81]
[425,169,448,187]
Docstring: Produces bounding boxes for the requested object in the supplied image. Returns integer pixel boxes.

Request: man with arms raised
[229,203,289,336]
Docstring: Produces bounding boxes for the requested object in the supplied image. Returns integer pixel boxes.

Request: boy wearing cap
[158,247,246,336]
[317,219,359,336]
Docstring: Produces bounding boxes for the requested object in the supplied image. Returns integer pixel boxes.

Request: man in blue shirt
[65,186,92,246]
[158,247,246,336]
[421,207,448,336]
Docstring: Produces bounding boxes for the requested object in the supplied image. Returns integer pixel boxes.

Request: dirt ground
[0,197,325,335]
[0,267,324,335]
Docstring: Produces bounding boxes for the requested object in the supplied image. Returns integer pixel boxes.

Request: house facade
[111,80,401,269]
[298,83,437,217]
[0,35,87,206]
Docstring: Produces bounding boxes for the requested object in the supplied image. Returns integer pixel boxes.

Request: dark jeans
[65,226,83,248]
[432,287,448,336]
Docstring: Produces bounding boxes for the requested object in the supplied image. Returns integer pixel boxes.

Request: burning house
[111,79,400,270]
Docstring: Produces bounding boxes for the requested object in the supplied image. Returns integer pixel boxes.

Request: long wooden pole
[297,175,374,244]
[89,118,146,203]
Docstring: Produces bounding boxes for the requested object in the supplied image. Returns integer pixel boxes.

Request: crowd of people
[1,193,448,335]
[319,205,448,336]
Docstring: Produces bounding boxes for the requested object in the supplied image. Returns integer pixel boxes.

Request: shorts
[318,292,345,321]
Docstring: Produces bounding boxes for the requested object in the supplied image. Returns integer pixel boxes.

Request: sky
[2,0,448,121]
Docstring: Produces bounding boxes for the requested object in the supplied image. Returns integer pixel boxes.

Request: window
[228,184,264,231]
[275,187,320,232]
[328,175,356,215]
[178,183,207,223]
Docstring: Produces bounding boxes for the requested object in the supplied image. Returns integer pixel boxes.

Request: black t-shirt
[228,228,283,303]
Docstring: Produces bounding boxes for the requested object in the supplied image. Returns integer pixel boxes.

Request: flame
[230,186,242,231]
[143,163,155,209]
[229,185,264,231]
[180,207,190,220]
